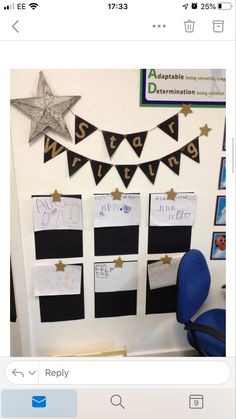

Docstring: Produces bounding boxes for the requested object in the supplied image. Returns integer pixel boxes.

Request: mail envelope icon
[32,395,47,408]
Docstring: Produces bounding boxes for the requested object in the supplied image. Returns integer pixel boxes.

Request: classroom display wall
[10,69,226,356]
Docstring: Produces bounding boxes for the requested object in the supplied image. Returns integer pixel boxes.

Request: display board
[10,69,226,356]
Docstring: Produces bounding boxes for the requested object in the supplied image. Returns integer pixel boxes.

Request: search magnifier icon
[110,394,125,409]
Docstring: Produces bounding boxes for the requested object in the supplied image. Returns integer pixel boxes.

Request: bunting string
[74,111,182,158]
[44,133,202,188]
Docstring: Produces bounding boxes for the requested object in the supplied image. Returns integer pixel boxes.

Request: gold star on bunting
[55,260,65,271]
[114,256,124,268]
[179,104,193,117]
[160,255,172,265]
[51,189,62,202]
[166,188,177,201]
[111,188,122,200]
[199,124,212,137]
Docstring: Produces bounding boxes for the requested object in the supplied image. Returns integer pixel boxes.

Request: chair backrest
[176,249,211,324]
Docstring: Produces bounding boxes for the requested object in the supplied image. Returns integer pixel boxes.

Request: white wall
[10,69,226,356]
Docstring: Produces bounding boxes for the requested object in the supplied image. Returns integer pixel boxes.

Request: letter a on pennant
[126,131,148,157]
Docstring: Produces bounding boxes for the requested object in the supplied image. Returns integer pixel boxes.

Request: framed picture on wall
[210,232,226,260]
[222,119,226,151]
[214,196,226,226]
[218,157,226,190]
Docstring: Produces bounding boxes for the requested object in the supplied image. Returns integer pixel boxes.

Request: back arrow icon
[12,20,19,33]
[12,368,24,377]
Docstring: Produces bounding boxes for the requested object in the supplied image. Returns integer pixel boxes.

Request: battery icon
[217,2,233,9]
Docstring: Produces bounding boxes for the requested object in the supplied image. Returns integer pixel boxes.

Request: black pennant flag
[158,113,179,141]
[126,131,148,157]
[90,160,113,185]
[44,135,66,163]
[102,131,125,157]
[116,165,137,188]
[162,150,181,175]
[75,115,97,144]
[139,159,160,184]
[67,150,89,177]
[181,137,200,163]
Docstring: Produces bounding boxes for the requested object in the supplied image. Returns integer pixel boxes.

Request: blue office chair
[176,249,226,356]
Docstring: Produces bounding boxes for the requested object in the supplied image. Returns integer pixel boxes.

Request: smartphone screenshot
[0,0,235,417]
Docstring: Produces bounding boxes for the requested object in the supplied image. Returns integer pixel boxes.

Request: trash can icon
[213,20,224,32]
[184,20,195,32]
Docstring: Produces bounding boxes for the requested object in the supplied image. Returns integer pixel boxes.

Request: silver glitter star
[11,71,81,143]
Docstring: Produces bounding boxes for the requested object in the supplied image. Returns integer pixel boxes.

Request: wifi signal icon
[29,2,38,9]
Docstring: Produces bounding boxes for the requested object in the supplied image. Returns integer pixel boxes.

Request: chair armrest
[185,321,225,343]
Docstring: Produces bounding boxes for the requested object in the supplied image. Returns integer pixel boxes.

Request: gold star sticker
[179,104,193,117]
[166,188,177,201]
[111,188,122,200]
[199,124,212,137]
[160,255,172,265]
[114,256,124,268]
[51,189,62,202]
[55,260,65,271]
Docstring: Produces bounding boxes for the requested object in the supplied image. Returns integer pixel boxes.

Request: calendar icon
[189,395,204,409]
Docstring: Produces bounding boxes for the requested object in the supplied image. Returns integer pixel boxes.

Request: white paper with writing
[148,256,182,290]
[34,265,82,296]
[32,196,83,231]
[150,193,197,226]
[94,194,140,228]
[95,261,138,293]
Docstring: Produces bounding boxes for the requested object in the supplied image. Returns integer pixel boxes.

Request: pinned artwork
[39,264,85,322]
[214,196,226,226]
[147,256,182,290]
[94,193,140,228]
[218,157,226,190]
[94,261,138,317]
[148,193,193,254]
[34,264,82,296]
[94,193,140,256]
[32,194,83,259]
[146,260,178,315]
[32,196,83,231]
[210,232,226,260]
[150,193,197,227]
